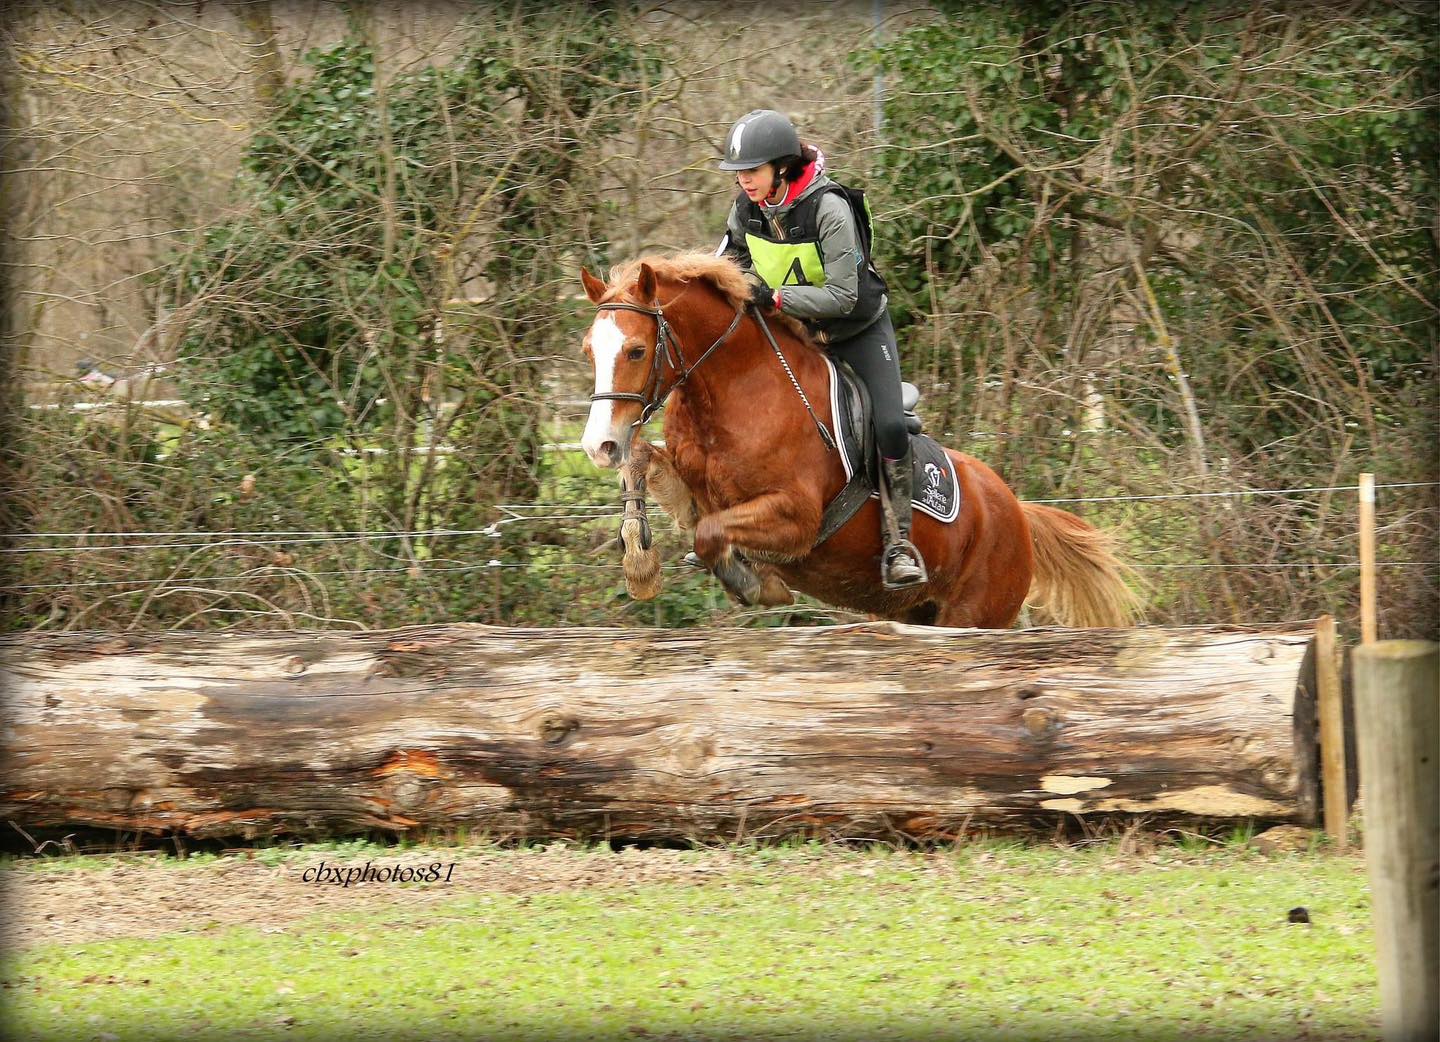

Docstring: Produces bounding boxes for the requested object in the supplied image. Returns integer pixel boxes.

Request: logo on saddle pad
[920,462,947,511]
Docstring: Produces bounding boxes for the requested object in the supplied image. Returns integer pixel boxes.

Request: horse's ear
[580,267,607,304]
[635,262,657,303]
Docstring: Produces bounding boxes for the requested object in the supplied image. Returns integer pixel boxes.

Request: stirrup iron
[882,540,926,589]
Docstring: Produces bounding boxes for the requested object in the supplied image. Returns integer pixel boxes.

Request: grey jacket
[720,171,886,329]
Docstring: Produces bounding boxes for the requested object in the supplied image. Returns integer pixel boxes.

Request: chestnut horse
[578,252,1140,628]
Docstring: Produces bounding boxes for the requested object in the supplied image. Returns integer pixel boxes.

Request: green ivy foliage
[845,3,1436,631]
[168,20,662,447]
[863,0,1436,439]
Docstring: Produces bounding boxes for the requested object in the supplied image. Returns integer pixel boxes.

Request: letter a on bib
[745,235,826,291]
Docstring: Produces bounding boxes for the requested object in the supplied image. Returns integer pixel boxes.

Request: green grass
[2,845,1378,1042]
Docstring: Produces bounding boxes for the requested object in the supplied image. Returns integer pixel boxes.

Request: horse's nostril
[600,440,617,460]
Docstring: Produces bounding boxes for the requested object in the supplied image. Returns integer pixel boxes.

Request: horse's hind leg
[902,601,939,626]
[934,586,1024,629]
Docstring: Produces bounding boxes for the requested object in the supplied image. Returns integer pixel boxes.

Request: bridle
[588,298,744,429]
[589,292,836,452]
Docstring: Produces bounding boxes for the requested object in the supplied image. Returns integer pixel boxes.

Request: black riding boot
[880,449,928,589]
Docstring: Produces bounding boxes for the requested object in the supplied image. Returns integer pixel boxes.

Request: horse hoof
[727,584,760,607]
[757,571,795,606]
[717,568,761,606]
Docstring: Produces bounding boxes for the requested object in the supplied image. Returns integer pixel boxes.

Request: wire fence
[4,480,1435,598]
[8,558,1439,594]
[6,481,1434,552]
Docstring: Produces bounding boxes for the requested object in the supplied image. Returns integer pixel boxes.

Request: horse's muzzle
[582,426,633,469]
[589,440,623,468]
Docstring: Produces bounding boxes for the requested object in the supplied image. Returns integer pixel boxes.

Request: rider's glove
[748,281,775,310]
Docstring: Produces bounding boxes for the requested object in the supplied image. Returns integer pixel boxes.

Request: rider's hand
[748,281,775,310]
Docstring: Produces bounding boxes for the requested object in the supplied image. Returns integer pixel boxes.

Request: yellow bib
[745,235,827,290]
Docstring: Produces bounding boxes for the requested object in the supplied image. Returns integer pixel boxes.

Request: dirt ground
[1,844,836,951]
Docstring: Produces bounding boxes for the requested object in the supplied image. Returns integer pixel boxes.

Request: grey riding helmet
[717,109,802,170]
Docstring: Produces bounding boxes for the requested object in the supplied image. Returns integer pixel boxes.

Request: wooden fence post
[1353,640,1439,1042]
[1315,615,1348,850]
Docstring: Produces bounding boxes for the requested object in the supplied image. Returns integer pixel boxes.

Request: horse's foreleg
[617,443,660,600]
[643,443,700,532]
[694,493,820,561]
[641,447,793,606]
[694,493,817,607]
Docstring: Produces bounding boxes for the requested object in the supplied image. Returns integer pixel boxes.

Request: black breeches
[826,311,908,460]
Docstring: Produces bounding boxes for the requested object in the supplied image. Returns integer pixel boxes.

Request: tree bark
[0,622,1320,841]
[236,0,286,115]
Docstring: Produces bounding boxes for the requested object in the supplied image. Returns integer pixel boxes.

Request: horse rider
[713,108,926,589]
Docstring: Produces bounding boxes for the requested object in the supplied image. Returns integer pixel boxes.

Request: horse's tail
[1021,503,1144,628]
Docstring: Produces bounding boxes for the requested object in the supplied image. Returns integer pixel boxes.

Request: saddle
[815,357,961,547]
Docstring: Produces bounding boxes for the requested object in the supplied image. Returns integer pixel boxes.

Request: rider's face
[735,163,778,203]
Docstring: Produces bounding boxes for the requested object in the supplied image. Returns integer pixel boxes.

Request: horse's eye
[626,347,646,362]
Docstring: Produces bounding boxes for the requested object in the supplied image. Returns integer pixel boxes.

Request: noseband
[589,299,745,429]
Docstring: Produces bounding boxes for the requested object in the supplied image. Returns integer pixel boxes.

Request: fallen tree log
[0,622,1320,841]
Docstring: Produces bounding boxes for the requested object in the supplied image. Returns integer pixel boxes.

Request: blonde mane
[606,251,818,349]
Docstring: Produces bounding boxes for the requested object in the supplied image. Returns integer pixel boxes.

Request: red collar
[765,159,819,209]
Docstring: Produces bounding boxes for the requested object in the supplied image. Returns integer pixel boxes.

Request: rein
[749,305,837,453]
[590,297,836,451]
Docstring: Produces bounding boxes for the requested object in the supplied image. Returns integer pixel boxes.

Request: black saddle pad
[826,357,960,524]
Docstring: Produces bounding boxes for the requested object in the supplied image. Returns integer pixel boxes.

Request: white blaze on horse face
[582,313,627,468]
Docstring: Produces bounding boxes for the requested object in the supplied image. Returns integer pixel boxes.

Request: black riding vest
[739,184,888,344]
